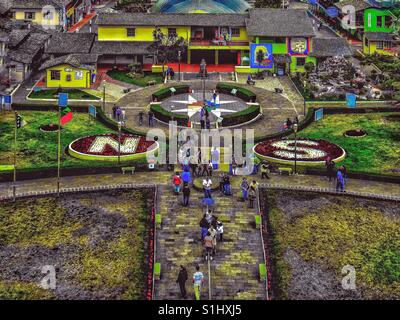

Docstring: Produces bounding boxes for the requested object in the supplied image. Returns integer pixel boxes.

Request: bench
[259,263,267,281]
[122,166,135,174]
[278,167,293,175]
[274,88,283,94]
[155,213,162,229]
[255,215,261,229]
[154,262,161,280]
[123,88,131,94]
[247,80,256,86]
[147,80,156,86]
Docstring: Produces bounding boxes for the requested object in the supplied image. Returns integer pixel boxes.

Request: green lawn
[0,189,152,299]
[267,190,400,299]
[107,70,163,87]
[29,89,100,101]
[0,111,137,171]
[296,113,400,175]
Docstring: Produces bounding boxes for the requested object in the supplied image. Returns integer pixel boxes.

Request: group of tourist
[173,168,192,206]
[240,178,259,208]
[137,110,155,126]
[200,210,224,259]
[112,105,126,123]
[176,265,205,300]
[282,117,299,131]
[325,157,348,192]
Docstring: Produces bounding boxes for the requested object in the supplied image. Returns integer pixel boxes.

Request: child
[173,172,182,194]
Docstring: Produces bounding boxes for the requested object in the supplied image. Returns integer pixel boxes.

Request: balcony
[189,38,249,47]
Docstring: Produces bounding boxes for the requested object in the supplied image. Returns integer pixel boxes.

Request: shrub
[151,85,190,101]
[216,83,257,102]
[150,104,189,126]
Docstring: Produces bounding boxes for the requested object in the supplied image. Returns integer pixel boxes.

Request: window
[25,12,36,20]
[296,57,306,67]
[377,16,383,28]
[365,38,369,47]
[231,28,240,37]
[75,70,83,80]
[66,74,72,82]
[367,13,371,28]
[127,28,136,37]
[50,70,61,80]
[168,28,177,37]
[376,41,383,49]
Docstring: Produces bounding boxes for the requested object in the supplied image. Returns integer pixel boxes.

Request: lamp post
[102,81,106,113]
[200,59,207,102]
[293,123,298,175]
[118,121,122,165]
[178,50,181,82]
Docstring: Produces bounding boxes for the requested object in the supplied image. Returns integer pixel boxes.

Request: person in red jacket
[173,172,182,194]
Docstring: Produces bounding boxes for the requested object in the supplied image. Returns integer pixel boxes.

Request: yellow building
[11,0,64,29]
[40,54,98,88]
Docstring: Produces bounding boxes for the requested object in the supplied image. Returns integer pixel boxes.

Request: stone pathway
[154,184,265,300]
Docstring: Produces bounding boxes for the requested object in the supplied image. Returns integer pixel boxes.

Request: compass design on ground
[161,91,248,124]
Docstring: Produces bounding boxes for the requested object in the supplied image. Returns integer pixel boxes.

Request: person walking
[336,167,345,192]
[217,221,224,242]
[199,214,209,242]
[182,182,190,207]
[182,167,192,185]
[241,178,249,202]
[148,110,154,126]
[176,265,188,299]
[260,162,270,179]
[173,172,182,194]
[193,265,205,300]
[116,106,122,122]
[208,160,213,177]
[203,177,212,198]
[203,232,214,261]
[112,105,117,120]
[208,225,218,254]
[139,112,144,126]
[248,186,256,208]
[325,158,335,182]
[205,116,211,130]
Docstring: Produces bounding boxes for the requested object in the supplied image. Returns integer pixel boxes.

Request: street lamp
[178,50,181,82]
[118,121,122,165]
[293,123,298,174]
[102,81,106,113]
[200,59,207,102]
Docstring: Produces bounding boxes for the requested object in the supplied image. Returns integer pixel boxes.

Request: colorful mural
[250,43,274,69]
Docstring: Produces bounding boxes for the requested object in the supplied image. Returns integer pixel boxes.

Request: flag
[60,106,73,125]
[15,113,27,129]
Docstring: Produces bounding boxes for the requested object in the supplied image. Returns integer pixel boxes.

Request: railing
[189,38,249,46]
[151,185,158,300]
[256,188,270,300]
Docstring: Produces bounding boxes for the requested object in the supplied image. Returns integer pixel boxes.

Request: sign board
[231,89,237,95]
[58,93,68,107]
[250,43,274,69]
[315,108,324,121]
[1,95,12,111]
[346,93,356,108]
[89,105,96,118]
[170,87,176,93]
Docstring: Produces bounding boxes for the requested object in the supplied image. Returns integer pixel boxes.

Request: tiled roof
[40,53,98,70]
[11,0,65,10]
[8,31,51,64]
[96,12,247,27]
[46,33,96,54]
[91,41,152,55]
[245,9,315,37]
[311,37,354,57]
[364,32,396,41]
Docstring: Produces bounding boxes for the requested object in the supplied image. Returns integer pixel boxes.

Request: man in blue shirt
[336,167,345,192]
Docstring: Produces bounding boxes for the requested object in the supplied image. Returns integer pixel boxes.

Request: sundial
[161,91,247,124]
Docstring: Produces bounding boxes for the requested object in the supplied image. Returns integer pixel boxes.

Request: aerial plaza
[0,0,400,308]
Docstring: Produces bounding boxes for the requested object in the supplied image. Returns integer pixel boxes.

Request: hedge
[216,83,257,102]
[150,104,189,126]
[221,104,260,127]
[151,85,190,101]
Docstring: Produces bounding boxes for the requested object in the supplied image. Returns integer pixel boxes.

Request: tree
[148,28,187,77]
[254,0,282,8]
[116,0,151,12]
[256,49,265,75]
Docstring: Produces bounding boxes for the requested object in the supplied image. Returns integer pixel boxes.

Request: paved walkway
[2,172,399,200]
[154,185,265,300]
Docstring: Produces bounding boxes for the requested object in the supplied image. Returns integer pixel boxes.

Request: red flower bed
[254,138,344,162]
[70,133,156,156]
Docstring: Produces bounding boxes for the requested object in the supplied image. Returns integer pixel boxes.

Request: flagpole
[57,104,61,197]
[13,111,17,202]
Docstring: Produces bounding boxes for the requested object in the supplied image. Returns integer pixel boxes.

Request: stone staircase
[154,184,265,300]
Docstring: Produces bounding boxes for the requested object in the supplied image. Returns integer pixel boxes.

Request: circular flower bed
[69,133,159,162]
[40,124,61,132]
[253,138,346,166]
[344,129,367,138]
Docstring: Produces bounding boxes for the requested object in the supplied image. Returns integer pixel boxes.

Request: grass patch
[107,70,163,87]
[29,89,100,101]
[0,189,153,299]
[267,190,400,299]
[0,111,139,171]
[296,113,400,175]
